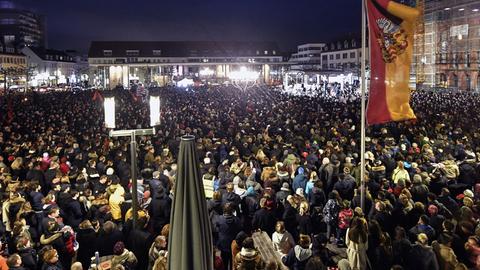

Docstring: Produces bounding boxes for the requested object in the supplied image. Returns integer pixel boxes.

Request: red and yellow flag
[366,0,419,125]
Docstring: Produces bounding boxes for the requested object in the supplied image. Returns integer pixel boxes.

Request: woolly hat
[106,167,114,176]
[464,189,474,199]
[113,241,125,255]
[281,182,290,192]
[297,167,305,175]
[296,188,304,197]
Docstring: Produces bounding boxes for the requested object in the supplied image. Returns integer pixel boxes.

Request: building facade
[0,1,45,49]
[415,0,480,90]
[320,37,369,73]
[88,41,285,89]
[289,43,326,70]
[0,48,26,89]
[22,46,77,87]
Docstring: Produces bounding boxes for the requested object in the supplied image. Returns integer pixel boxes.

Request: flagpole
[360,0,367,212]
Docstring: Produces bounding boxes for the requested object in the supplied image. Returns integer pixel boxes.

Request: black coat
[126,228,154,270]
[76,227,97,267]
[97,229,124,256]
[405,244,439,270]
[214,214,241,252]
[63,199,83,229]
[148,192,172,232]
[252,208,277,236]
[18,247,38,270]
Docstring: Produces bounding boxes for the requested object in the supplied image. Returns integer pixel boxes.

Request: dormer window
[126,50,139,56]
[103,50,112,57]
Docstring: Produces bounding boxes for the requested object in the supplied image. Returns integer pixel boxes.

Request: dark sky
[13,0,361,53]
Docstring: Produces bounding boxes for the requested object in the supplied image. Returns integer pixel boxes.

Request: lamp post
[104,94,160,229]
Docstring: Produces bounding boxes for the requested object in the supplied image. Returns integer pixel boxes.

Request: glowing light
[444,7,450,10]
[473,9,479,12]
[458,8,464,11]
[104,97,115,128]
[149,95,160,127]
[177,78,194,88]
[199,68,214,77]
[228,66,259,91]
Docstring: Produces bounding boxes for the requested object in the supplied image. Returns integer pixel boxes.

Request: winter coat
[127,228,154,270]
[28,191,44,211]
[296,214,313,236]
[222,192,241,211]
[252,208,277,236]
[282,245,312,270]
[458,162,477,186]
[109,188,125,221]
[234,248,265,270]
[97,228,124,256]
[272,231,295,256]
[76,227,97,268]
[442,160,460,180]
[392,168,410,184]
[292,174,308,193]
[63,199,83,228]
[214,214,241,252]
[406,244,439,270]
[111,249,137,270]
[18,247,38,270]
[323,199,339,225]
[346,228,368,270]
[411,183,429,204]
[148,192,171,232]
[41,262,63,270]
[392,238,411,266]
[432,241,466,270]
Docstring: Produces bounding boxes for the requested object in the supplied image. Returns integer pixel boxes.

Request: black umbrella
[168,135,213,270]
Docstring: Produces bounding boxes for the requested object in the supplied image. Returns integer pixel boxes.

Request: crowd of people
[1,85,480,270]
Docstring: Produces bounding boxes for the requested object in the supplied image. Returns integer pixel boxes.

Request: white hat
[464,189,474,198]
[106,168,114,176]
[296,188,304,197]
[204,157,211,165]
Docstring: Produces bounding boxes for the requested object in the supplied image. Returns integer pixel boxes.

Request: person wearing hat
[276,182,291,206]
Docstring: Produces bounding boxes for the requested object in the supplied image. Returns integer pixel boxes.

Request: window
[336,54,340,59]
[343,53,348,59]
[344,41,349,48]
[256,50,260,55]
[329,63,334,68]
[264,50,268,55]
[272,50,276,55]
[126,50,139,56]
[329,55,333,60]
[350,52,356,58]
[322,55,327,60]
[103,50,112,57]
[153,50,161,56]
[352,39,357,47]
[337,42,342,49]
[331,43,335,50]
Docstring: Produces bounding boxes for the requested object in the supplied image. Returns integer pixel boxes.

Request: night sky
[13,0,362,54]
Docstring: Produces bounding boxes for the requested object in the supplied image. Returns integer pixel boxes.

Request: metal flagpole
[360,0,367,211]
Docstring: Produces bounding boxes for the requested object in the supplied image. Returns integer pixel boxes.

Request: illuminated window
[153,50,162,56]
[103,50,112,57]
[126,50,139,56]
[264,50,268,55]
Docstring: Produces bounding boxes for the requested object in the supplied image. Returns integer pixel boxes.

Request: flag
[366,0,419,125]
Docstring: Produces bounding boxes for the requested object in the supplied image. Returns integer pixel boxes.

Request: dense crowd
[1,85,480,270]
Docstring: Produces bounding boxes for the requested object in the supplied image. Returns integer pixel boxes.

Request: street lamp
[104,94,159,229]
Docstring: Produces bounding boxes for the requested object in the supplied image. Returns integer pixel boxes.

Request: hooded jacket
[282,245,312,270]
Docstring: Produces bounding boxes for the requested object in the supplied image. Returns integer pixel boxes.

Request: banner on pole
[366,0,419,125]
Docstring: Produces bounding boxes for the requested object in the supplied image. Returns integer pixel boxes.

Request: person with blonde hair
[297,201,312,235]
[392,161,410,184]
